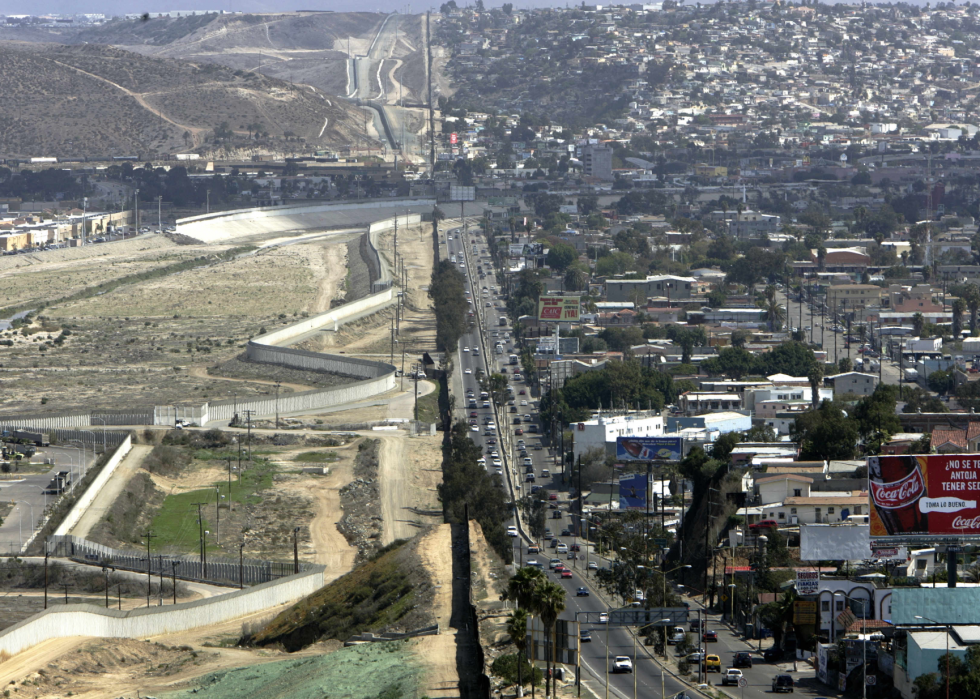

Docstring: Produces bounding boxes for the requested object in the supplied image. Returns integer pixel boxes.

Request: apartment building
[827,284,883,312]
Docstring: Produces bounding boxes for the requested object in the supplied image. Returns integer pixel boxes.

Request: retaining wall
[252,288,395,348]
[53,436,132,536]
[0,568,324,658]
[0,414,91,430]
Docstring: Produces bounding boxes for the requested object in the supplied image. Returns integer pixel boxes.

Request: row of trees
[439,421,513,562]
[429,260,469,352]
[505,567,567,696]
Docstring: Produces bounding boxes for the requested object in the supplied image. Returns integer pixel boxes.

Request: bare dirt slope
[0,41,366,158]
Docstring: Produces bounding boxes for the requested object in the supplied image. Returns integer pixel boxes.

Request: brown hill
[0,42,370,159]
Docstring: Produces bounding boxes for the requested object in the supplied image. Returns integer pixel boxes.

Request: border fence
[47,535,322,587]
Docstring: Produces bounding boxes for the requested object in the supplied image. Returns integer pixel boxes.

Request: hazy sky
[3,0,934,17]
[4,0,567,15]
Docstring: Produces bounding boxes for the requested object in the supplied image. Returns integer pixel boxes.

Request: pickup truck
[721,669,743,686]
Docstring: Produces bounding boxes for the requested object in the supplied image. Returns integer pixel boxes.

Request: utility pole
[171,560,179,605]
[142,531,157,607]
[274,381,281,429]
[194,503,207,579]
[243,410,254,463]
[134,188,139,233]
[44,545,49,609]
[215,486,221,545]
[157,195,162,233]
[293,526,301,574]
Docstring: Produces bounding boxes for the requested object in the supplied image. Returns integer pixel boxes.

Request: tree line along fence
[47,535,322,587]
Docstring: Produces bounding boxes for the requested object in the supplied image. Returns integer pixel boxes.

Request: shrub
[490,653,542,687]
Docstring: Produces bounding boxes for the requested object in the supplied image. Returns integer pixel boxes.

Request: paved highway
[445,226,814,698]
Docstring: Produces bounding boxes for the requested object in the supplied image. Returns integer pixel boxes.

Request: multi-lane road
[444,224,815,699]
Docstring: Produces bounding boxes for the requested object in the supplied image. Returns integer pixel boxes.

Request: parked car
[764,647,784,662]
[685,651,705,664]
[772,675,794,693]
[612,656,633,674]
[750,519,779,531]
[721,669,743,686]
[733,652,752,668]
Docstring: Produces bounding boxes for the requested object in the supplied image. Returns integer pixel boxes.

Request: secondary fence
[47,535,322,587]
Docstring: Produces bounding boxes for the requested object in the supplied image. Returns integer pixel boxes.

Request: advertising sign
[794,601,817,625]
[449,185,475,201]
[616,436,683,462]
[795,570,820,596]
[450,132,458,145]
[618,473,649,509]
[869,454,980,539]
[537,296,580,322]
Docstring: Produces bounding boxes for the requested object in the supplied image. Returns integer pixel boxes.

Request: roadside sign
[580,607,688,627]
[867,676,876,686]
[738,678,748,688]
[654,538,669,548]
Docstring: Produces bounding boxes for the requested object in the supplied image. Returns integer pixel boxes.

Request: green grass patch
[415,381,440,424]
[148,458,275,553]
[292,451,338,463]
[159,642,421,699]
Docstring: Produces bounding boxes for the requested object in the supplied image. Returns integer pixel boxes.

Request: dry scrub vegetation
[0,236,354,416]
[0,42,366,158]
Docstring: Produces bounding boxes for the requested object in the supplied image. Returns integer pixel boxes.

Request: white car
[464,368,472,374]
[507,526,519,537]
[588,562,599,571]
[520,400,528,406]
[612,656,633,674]
[492,459,502,468]
[495,468,503,475]
[463,346,470,353]
[471,425,479,432]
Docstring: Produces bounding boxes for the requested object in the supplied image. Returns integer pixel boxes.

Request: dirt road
[69,444,153,539]
[377,434,414,545]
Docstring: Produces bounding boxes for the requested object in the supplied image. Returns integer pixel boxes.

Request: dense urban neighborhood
[4,3,980,699]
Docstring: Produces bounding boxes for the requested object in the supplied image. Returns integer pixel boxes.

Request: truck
[495,344,504,355]
[509,354,519,365]
[499,316,508,327]
[12,430,48,447]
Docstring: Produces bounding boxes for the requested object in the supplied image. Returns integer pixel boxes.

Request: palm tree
[508,608,530,696]
[532,581,566,698]
[913,312,926,338]
[965,283,980,333]
[953,298,967,339]
[736,202,745,240]
[764,284,784,332]
[808,364,824,410]
[508,566,546,609]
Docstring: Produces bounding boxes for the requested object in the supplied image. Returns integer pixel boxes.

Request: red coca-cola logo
[871,467,924,509]
[952,515,980,530]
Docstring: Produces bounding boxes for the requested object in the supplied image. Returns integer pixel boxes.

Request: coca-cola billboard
[869,454,980,539]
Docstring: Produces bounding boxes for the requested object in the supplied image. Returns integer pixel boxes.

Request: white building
[571,413,665,462]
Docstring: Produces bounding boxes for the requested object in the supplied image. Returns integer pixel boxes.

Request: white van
[847,514,870,524]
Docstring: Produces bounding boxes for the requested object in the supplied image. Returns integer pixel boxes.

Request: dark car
[733,652,752,668]
[580,629,592,642]
[772,674,794,693]
[764,647,784,662]
[561,529,571,537]
[703,630,718,642]
[577,587,590,597]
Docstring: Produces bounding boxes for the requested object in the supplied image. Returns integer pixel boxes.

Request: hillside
[0,42,369,159]
[250,538,436,652]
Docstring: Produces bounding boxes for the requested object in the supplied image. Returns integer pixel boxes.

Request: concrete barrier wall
[0,414,91,430]
[0,568,324,658]
[253,288,395,349]
[207,372,395,424]
[54,435,133,536]
[367,214,420,284]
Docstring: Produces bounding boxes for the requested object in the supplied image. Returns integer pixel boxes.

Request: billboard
[800,524,872,561]
[449,184,475,201]
[537,296,580,322]
[869,454,980,540]
[617,472,670,510]
[616,436,683,462]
